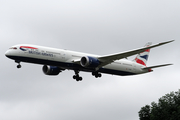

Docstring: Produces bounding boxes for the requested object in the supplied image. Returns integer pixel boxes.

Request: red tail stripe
[145,49,150,52]
[135,58,146,66]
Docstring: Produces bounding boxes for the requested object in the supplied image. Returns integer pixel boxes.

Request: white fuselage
[5,44,149,76]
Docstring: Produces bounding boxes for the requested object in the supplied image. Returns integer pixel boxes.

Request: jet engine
[80,56,100,68]
[42,65,61,75]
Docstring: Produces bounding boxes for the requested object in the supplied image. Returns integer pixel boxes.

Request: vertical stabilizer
[133,42,152,66]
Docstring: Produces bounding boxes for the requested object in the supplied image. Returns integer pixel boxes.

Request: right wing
[95,40,174,70]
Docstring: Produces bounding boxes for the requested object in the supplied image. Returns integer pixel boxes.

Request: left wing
[95,40,174,70]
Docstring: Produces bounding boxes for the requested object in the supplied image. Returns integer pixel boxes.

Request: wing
[95,40,174,70]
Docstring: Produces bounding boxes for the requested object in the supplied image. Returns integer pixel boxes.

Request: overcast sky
[1,0,180,120]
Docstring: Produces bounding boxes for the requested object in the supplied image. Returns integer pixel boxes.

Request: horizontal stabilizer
[142,64,173,70]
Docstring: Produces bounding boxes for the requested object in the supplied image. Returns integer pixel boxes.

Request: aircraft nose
[5,50,10,58]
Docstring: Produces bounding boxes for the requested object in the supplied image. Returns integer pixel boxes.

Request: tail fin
[133,42,152,66]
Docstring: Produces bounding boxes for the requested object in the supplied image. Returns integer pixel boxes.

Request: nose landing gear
[15,60,21,68]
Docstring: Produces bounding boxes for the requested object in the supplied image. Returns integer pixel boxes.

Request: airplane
[5,40,174,81]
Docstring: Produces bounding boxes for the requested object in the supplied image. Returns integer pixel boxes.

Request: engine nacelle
[42,65,61,75]
[80,56,100,68]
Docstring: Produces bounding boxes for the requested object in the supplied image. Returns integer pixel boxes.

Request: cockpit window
[9,47,17,50]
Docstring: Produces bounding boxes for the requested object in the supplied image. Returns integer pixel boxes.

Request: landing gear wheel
[15,60,21,69]
[73,75,76,79]
[76,77,80,81]
[17,64,21,68]
[75,76,83,81]
[78,77,82,81]
[92,72,102,78]
[95,74,99,78]
[73,70,83,81]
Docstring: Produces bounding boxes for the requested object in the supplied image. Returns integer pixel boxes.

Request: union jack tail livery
[133,42,152,66]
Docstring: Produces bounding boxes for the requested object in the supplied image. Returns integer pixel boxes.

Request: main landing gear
[15,60,21,68]
[73,71,102,81]
[92,72,102,78]
[73,70,83,81]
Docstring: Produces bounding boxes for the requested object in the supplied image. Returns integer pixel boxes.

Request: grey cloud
[1,0,180,120]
